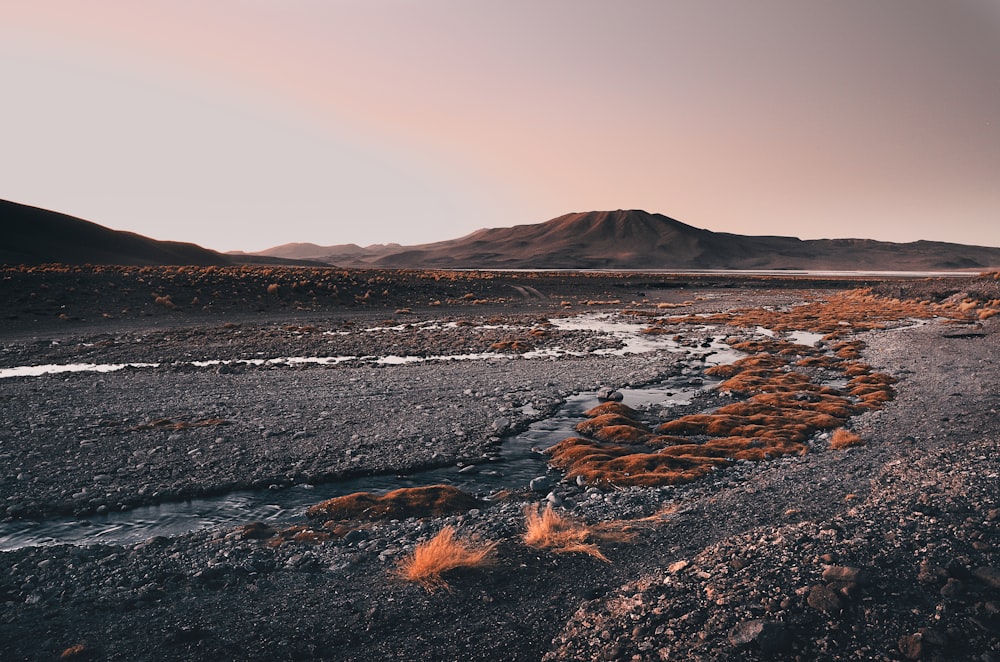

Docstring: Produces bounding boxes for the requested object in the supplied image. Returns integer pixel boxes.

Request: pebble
[529,476,554,493]
[596,387,623,402]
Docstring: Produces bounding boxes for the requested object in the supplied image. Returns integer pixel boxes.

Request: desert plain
[0,265,998,661]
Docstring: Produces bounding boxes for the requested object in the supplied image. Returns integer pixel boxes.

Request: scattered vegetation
[60,644,88,659]
[829,428,864,450]
[396,526,496,591]
[523,504,632,561]
[306,485,481,521]
[549,289,950,488]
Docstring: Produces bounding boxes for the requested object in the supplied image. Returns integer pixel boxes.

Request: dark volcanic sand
[1,267,998,661]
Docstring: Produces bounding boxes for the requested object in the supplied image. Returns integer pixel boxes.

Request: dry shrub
[647,434,693,447]
[665,288,950,335]
[396,526,495,591]
[523,505,631,561]
[584,402,641,419]
[829,428,863,449]
[490,339,534,352]
[575,413,653,443]
[153,294,176,309]
[60,644,88,659]
[718,369,815,395]
[306,485,481,521]
[546,437,727,487]
[590,424,655,444]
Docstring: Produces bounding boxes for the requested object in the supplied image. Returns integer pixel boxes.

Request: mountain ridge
[3,201,998,270]
[262,209,1000,271]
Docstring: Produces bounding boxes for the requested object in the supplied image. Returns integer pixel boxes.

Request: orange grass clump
[829,428,863,449]
[60,644,88,659]
[306,485,481,521]
[396,526,496,591]
[661,289,951,335]
[523,505,632,561]
[546,437,728,487]
[489,339,534,352]
[583,402,641,419]
[575,413,653,444]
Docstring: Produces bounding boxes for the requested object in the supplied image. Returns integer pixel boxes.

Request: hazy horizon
[3,1,999,253]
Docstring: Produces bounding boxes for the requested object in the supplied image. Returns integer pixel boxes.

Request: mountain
[258,210,1000,271]
[0,200,319,267]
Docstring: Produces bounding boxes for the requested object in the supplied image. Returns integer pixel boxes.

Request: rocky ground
[0,268,998,661]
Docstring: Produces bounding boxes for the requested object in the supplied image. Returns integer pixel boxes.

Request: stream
[0,315,748,550]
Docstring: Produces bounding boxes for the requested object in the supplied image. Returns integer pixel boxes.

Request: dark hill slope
[1,200,229,266]
[0,200,321,267]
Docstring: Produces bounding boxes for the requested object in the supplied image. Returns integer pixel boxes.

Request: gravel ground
[0,269,997,661]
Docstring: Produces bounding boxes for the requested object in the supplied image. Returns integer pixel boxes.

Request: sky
[2,1,999,252]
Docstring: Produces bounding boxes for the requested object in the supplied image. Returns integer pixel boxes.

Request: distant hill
[257,209,1000,271]
[230,241,403,263]
[0,200,320,267]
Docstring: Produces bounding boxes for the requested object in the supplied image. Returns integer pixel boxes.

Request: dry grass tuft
[829,428,863,449]
[583,402,641,419]
[523,505,624,561]
[60,644,88,659]
[306,485,481,521]
[153,294,176,309]
[489,339,534,352]
[396,526,496,591]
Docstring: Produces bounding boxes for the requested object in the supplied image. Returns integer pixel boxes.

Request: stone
[529,476,554,493]
[898,633,924,660]
[940,578,964,599]
[822,565,867,584]
[596,387,623,402]
[492,417,511,433]
[727,620,790,654]
[806,584,842,613]
[974,566,1000,589]
[667,560,689,574]
[917,560,946,584]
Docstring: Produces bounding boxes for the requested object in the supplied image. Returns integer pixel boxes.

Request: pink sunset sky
[3,1,999,252]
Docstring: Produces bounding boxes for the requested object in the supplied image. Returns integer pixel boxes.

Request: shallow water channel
[0,370,729,550]
[0,314,748,550]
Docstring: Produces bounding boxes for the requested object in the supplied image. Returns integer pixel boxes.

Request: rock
[821,565,867,584]
[974,566,1000,589]
[806,584,842,613]
[239,522,277,540]
[920,628,948,647]
[940,578,964,598]
[546,491,562,507]
[596,387,623,402]
[918,560,946,583]
[492,417,511,432]
[727,620,790,654]
[457,464,479,474]
[898,633,924,659]
[667,560,689,574]
[529,476,554,493]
